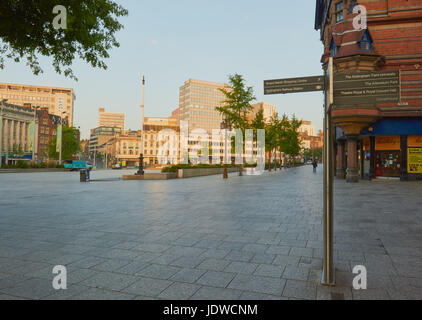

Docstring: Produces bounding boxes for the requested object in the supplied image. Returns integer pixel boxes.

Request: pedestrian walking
[313,159,318,173]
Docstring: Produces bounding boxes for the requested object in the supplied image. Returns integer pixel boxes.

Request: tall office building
[178,79,228,133]
[248,102,277,123]
[0,83,75,125]
[98,108,125,129]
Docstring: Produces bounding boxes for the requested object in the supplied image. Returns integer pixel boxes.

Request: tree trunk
[268,151,272,172]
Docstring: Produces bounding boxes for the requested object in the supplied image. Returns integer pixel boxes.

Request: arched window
[330,39,338,57]
[360,30,372,51]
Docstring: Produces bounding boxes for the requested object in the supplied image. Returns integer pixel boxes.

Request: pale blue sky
[1,0,324,139]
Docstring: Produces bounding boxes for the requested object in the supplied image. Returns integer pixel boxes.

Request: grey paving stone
[282,266,310,281]
[224,262,259,275]
[352,288,391,300]
[174,237,200,247]
[42,284,89,300]
[134,243,170,253]
[116,261,150,275]
[70,288,136,300]
[289,247,314,258]
[112,242,140,250]
[200,249,230,259]
[251,253,276,264]
[80,272,139,291]
[218,242,245,251]
[239,292,288,300]
[68,256,105,269]
[194,239,223,249]
[0,278,56,300]
[136,264,181,280]
[241,244,269,253]
[224,251,255,262]
[170,268,206,283]
[228,274,286,296]
[273,255,300,266]
[196,271,236,288]
[0,294,27,300]
[282,280,317,300]
[158,282,201,300]
[254,264,284,278]
[92,259,132,272]
[122,277,173,297]
[190,286,242,300]
[0,273,28,290]
[1,167,422,300]
[170,256,206,269]
[197,259,231,272]
[266,245,291,255]
[316,285,353,300]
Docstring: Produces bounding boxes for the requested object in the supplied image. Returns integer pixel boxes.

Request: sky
[1,0,325,139]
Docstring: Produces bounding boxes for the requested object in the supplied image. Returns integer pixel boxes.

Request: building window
[335,1,344,23]
[330,39,338,57]
[360,30,372,51]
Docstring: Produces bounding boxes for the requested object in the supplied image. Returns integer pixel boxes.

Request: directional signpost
[264,65,402,287]
[334,70,400,105]
[264,75,325,95]
[264,67,335,286]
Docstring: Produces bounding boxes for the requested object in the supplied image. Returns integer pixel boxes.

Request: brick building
[36,109,68,161]
[315,0,422,182]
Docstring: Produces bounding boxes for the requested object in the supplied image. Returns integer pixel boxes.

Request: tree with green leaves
[0,1,128,80]
[217,74,256,130]
[217,74,256,174]
[265,113,281,172]
[283,115,303,166]
[48,126,81,160]
[276,114,291,169]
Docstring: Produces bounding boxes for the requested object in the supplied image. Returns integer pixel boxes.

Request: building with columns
[0,102,35,165]
[315,0,422,182]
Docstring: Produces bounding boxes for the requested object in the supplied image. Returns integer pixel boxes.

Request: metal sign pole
[322,57,335,286]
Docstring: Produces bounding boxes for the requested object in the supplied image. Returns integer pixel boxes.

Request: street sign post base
[321,268,336,287]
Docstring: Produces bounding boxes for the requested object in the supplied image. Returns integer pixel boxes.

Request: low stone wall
[0,168,67,174]
[123,172,177,180]
[178,167,239,179]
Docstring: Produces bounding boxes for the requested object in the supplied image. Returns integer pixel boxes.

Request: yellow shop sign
[408,148,422,174]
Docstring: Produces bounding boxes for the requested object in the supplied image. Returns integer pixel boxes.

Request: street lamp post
[0,99,6,168]
[221,119,232,179]
[59,111,66,165]
[32,106,40,162]
[136,75,145,176]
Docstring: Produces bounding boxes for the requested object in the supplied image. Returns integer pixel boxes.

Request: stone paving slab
[0,167,421,300]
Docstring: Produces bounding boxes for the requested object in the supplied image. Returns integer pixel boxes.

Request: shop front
[374,136,401,178]
[360,119,422,181]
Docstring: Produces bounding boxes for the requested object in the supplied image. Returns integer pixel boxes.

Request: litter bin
[80,169,88,182]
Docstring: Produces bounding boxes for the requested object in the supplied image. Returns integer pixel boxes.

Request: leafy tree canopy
[216,74,256,130]
[48,126,81,160]
[0,0,128,80]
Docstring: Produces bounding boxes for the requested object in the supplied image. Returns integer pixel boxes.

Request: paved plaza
[0,167,421,300]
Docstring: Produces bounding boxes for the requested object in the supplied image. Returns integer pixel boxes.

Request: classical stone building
[315,0,422,182]
[0,102,35,165]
